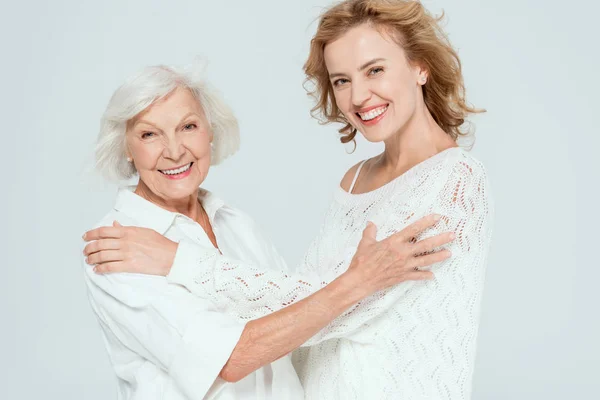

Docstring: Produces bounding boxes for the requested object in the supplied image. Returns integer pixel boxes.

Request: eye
[183,123,197,131]
[368,67,384,76]
[333,78,350,87]
[141,132,155,139]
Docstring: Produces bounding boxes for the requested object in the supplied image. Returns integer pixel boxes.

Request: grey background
[1,0,598,398]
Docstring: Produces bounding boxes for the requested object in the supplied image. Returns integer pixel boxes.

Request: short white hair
[95,62,240,180]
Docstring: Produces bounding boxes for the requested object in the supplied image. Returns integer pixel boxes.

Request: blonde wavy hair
[304,0,483,144]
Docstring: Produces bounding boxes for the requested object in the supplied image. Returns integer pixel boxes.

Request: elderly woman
[82,63,454,400]
[86,1,493,399]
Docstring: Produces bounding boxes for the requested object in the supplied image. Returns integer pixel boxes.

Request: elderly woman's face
[126,87,212,202]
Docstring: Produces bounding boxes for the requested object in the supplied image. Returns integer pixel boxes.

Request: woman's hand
[83,221,177,275]
[343,214,454,298]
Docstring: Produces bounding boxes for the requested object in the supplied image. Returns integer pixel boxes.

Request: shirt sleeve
[83,260,246,399]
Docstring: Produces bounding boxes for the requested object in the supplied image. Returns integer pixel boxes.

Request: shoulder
[447,148,488,183]
[443,149,492,206]
[81,209,135,267]
[212,199,288,270]
[88,208,137,231]
[339,159,371,192]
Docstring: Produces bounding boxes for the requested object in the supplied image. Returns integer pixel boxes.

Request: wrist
[164,241,178,275]
[330,271,368,307]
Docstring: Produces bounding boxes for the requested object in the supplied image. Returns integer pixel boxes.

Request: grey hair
[95,62,240,181]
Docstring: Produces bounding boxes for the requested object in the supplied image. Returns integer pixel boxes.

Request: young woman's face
[324,23,427,142]
[126,87,213,203]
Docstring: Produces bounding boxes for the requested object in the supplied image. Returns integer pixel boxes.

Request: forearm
[219,271,364,382]
[168,240,334,320]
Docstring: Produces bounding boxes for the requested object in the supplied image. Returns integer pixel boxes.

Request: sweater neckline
[334,146,463,203]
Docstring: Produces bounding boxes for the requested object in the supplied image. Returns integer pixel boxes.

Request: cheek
[334,91,353,116]
[382,78,416,110]
[130,143,162,170]
[185,132,211,157]
[185,133,212,176]
[194,158,211,179]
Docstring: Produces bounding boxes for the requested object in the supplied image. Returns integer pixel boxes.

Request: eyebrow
[328,58,387,79]
[133,112,200,129]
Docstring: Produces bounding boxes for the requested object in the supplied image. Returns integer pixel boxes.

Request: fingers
[402,270,435,281]
[83,239,121,256]
[83,226,125,241]
[408,249,452,270]
[94,262,125,274]
[360,221,378,244]
[86,250,123,265]
[411,232,455,255]
[391,214,442,243]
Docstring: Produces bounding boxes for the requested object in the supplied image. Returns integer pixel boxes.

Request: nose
[351,79,372,108]
[162,135,185,161]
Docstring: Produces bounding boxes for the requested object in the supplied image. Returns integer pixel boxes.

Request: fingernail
[449,233,456,240]
[433,214,442,221]
[82,233,86,240]
[86,257,90,265]
[93,267,98,273]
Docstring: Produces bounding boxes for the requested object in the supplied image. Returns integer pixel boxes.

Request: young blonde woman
[85,1,493,398]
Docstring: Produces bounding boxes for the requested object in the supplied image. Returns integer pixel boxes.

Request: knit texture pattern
[170,147,493,399]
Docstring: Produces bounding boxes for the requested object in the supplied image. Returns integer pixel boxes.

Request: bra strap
[349,160,368,194]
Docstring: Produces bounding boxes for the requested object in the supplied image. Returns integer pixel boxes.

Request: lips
[357,105,388,121]
[354,104,389,126]
[158,162,193,176]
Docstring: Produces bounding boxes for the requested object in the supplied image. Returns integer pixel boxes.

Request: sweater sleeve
[166,210,338,321]
[167,157,492,346]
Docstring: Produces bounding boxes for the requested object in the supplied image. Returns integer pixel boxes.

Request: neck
[379,102,456,172]
[134,181,204,221]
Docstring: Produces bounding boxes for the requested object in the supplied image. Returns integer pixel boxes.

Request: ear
[125,143,133,163]
[415,64,428,85]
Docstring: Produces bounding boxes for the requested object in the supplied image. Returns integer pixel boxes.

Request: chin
[358,127,396,143]
[161,178,202,196]
[161,187,199,202]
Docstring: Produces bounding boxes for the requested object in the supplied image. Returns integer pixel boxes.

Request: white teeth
[358,106,388,121]
[160,163,192,175]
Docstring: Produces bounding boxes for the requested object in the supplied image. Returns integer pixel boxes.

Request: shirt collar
[113,186,226,234]
[197,187,226,223]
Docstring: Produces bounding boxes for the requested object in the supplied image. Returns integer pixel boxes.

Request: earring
[420,76,427,84]
[126,157,132,162]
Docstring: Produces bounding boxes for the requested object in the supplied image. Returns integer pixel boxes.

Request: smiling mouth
[158,162,193,176]
[356,105,388,121]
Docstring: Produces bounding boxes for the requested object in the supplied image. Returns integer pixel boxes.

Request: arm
[82,220,445,388]
[217,219,452,380]
[85,215,453,347]
[220,270,366,382]
[195,158,492,347]
[82,261,245,398]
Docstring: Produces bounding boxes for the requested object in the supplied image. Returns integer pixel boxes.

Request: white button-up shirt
[82,186,303,400]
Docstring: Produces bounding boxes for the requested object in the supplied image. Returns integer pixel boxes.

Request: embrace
[81,1,493,399]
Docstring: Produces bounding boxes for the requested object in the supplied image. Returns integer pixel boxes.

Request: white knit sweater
[168,147,493,399]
